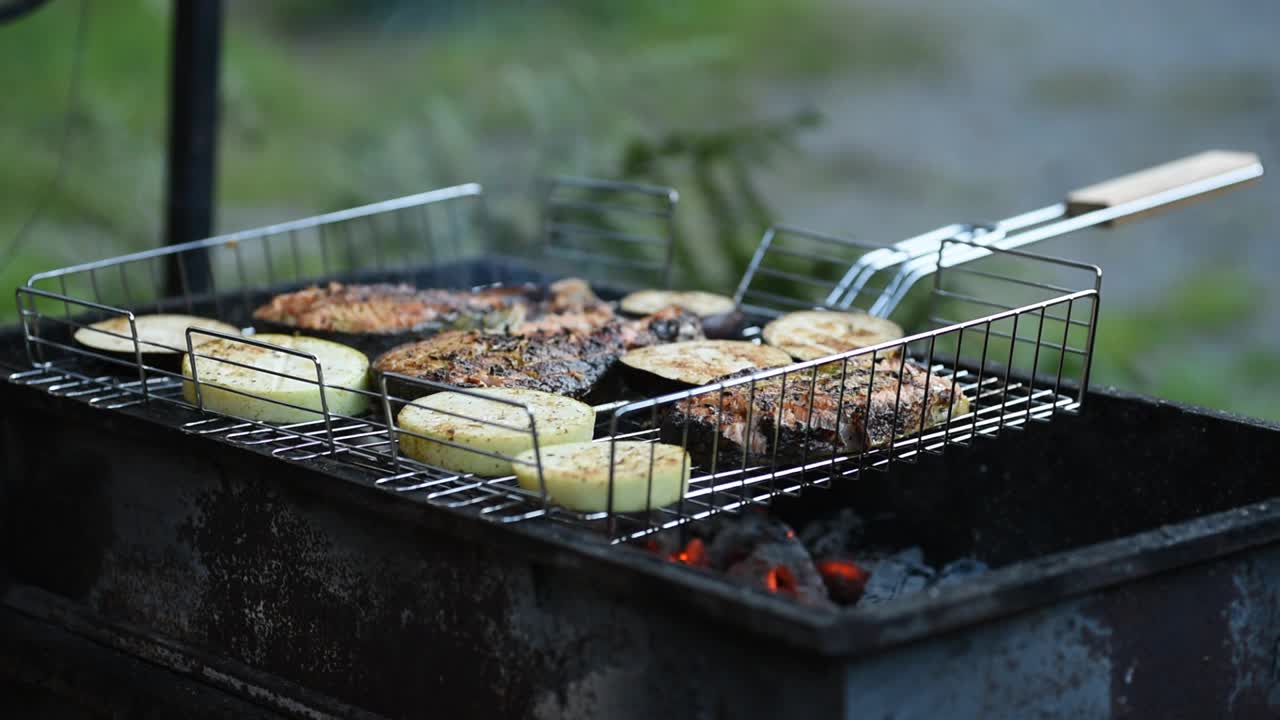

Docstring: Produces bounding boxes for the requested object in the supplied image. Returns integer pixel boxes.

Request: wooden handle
[1066,150,1262,226]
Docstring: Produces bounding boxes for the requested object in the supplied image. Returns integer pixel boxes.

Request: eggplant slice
[182,334,370,423]
[512,440,691,513]
[620,340,793,393]
[662,361,969,471]
[396,388,595,477]
[74,314,241,368]
[762,310,904,362]
[619,289,744,338]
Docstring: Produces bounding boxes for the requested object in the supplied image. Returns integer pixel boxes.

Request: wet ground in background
[764,0,1277,317]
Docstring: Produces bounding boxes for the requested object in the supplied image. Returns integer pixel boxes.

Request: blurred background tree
[2,0,1277,419]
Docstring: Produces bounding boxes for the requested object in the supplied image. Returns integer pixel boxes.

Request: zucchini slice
[396,388,595,477]
[74,314,240,355]
[620,339,793,389]
[619,289,743,338]
[762,310,904,361]
[182,334,370,423]
[512,441,691,513]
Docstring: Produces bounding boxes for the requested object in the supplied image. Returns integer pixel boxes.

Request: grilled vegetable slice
[512,441,691,513]
[762,310,904,361]
[620,340,793,390]
[74,314,240,355]
[396,388,595,477]
[620,289,744,338]
[182,334,369,423]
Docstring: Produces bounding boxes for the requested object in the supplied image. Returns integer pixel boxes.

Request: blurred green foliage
[618,110,822,287]
[1092,272,1280,420]
[4,0,928,296]
[1,0,1277,420]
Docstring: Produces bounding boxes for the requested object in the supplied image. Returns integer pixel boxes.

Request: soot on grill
[641,508,988,608]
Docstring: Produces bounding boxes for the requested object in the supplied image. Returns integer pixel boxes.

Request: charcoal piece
[636,528,715,563]
[638,534,679,557]
[857,547,936,606]
[813,558,870,605]
[799,508,868,560]
[725,540,832,609]
[934,557,990,588]
[705,511,797,570]
[668,537,709,567]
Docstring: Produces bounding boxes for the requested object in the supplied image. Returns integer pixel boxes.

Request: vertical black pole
[163,0,223,298]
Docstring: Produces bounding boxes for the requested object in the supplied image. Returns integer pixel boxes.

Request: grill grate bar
[9,343,1079,545]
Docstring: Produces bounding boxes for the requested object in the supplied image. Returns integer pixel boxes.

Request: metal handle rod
[828,202,1072,311]
[857,224,995,314]
[866,154,1263,317]
[938,160,1264,274]
[824,223,969,307]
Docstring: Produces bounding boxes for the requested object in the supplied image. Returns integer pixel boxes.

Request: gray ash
[855,547,935,606]
[935,557,990,588]
[799,508,867,559]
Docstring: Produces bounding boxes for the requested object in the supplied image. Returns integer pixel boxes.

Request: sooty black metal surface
[4,258,1280,719]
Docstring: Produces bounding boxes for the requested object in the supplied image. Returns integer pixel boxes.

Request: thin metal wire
[543,176,680,288]
[734,225,885,315]
[26,184,485,287]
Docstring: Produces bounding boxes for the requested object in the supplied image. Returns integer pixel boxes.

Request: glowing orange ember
[816,559,869,604]
[764,565,798,596]
[669,538,707,567]
[816,559,869,584]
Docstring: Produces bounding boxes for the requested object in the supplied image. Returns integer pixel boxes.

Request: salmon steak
[253,281,534,335]
[662,362,971,471]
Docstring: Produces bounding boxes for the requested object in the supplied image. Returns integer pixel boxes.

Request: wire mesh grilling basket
[9,152,1262,542]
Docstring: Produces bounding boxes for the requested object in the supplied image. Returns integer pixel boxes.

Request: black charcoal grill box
[3,269,1280,719]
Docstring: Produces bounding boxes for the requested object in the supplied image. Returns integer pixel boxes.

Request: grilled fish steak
[374,306,704,398]
[663,362,970,470]
[253,281,533,334]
